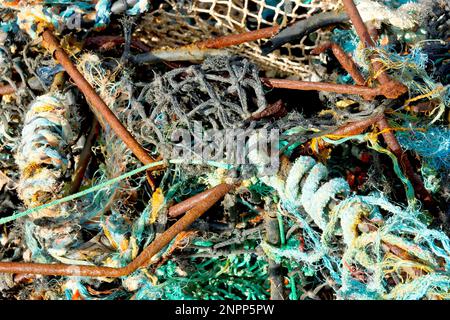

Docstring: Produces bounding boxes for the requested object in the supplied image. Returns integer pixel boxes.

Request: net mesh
[136,0,343,78]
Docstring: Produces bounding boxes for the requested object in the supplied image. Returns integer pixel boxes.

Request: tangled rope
[14,92,84,259]
[249,147,450,299]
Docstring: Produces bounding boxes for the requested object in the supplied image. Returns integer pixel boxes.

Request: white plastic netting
[136,0,343,78]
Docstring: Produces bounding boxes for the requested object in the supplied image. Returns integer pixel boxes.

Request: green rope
[322,134,416,204]
[368,140,416,204]
[0,159,233,225]
[289,275,298,300]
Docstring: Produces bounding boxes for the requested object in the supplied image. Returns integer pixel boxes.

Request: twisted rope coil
[15,92,83,258]
[249,141,450,299]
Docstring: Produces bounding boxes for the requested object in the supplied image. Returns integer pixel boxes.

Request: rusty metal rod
[341,0,407,98]
[168,183,232,218]
[195,26,280,49]
[0,183,233,277]
[377,117,435,211]
[342,0,376,48]
[132,26,281,64]
[262,78,381,96]
[249,99,287,121]
[312,42,367,87]
[312,41,376,100]
[331,113,384,136]
[41,30,159,188]
[67,118,100,195]
[0,84,16,95]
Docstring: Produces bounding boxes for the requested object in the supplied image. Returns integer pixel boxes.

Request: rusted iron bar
[0,183,233,277]
[377,117,434,210]
[0,84,15,95]
[195,26,280,49]
[68,118,100,195]
[331,113,384,136]
[262,78,381,96]
[312,41,375,100]
[342,0,376,48]
[168,183,233,218]
[312,42,366,87]
[263,208,285,300]
[341,0,407,99]
[41,30,159,188]
[249,99,287,121]
[132,26,281,64]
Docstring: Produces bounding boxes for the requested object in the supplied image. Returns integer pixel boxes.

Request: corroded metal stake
[341,0,407,99]
[0,183,233,277]
[68,118,100,195]
[42,30,159,188]
[0,84,16,95]
[168,184,233,218]
[262,78,381,97]
[377,117,434,210]
[331,113,384,136]
[311,42,367,87]
[195,26,280,49]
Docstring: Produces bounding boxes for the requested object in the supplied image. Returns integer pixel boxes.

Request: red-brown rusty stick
[169,183,233,218]
[0,84,15,95]
[377,117,434,208]
[331,113,384,136]
[68,118,100,195]
[195,26,280,49]
[41,30,159,187]
[0,183,233,277]
[342,0,376,48]
[341,0,407,98]
[312,42,366,86]
[132,26,281,65]
[341,0,383,77]
[262,78,381,96]
[312,41,375,100]
[249,99,287,121]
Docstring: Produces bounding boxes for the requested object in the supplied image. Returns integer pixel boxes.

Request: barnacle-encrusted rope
[15,92,83,258]
[16,93,78,210]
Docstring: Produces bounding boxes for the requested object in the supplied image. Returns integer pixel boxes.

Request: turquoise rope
[0,159,233,225]
[368,140,416,203]
[322,134,416,204]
